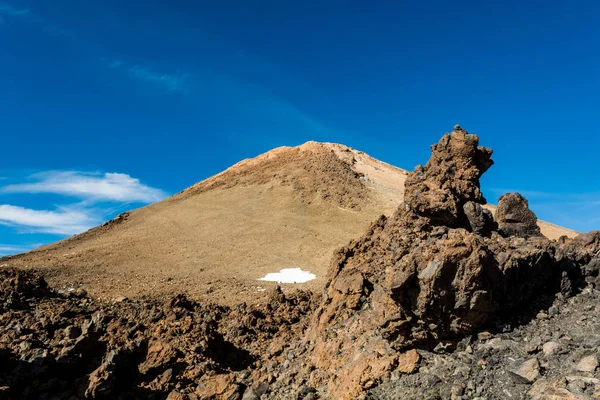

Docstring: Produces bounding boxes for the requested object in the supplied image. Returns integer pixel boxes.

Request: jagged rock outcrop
[308,126,594,399]
[557,230,600,286]
[403,125,493,227]
[496,192,543,238]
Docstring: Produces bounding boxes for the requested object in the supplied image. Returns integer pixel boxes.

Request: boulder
[496,193,542,238]
[507,358,540,384]
[463,201,495,236]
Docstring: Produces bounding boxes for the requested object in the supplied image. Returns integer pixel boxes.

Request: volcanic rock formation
[309,126,600,398]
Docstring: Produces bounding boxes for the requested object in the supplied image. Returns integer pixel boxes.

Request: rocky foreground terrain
[1,126,599,399]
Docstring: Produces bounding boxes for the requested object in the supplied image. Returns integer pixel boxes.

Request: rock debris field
[1,126,599,399]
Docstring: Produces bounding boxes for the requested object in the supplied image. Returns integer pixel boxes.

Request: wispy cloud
[0,243,39,256]
[0,3,29,16]
[0,170,168,237]
[0,204,98,235]
[109,59,191,93]
[1,171,167,203]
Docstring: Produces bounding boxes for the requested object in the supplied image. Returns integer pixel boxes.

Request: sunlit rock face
[308,126,597,399]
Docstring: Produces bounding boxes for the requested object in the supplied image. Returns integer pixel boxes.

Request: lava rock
[463,201,495,236]
[576,355,599,372]
[496,193,542,238]
[507,358,540,384]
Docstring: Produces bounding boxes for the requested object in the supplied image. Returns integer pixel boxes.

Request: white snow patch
[258,268,316,284]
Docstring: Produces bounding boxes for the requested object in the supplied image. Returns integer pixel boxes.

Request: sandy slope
[1,142,577,305]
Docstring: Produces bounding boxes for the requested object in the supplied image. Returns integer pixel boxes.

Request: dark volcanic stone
[496,193,542,238]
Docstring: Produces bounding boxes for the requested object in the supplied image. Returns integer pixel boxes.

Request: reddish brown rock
[397,349,420,374]
[463,201,495,235]
[403,125,493,227]
[196,374,242,400]
[309,126,581,397]
[496,192,542,238]
[139,339,178,375]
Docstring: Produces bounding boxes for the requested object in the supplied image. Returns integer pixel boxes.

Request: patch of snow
[258,268,316,284]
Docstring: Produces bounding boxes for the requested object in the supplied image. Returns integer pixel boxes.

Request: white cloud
[0,204,98,235]
[1,171,167,203]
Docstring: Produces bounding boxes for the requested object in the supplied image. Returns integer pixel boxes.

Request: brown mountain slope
[2,142,409,305]
[2,141,576,305]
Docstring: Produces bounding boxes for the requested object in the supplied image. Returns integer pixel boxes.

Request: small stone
[19,341,32,351]
[542,341,561,357]
[478,331,492,340]
[451,384,465,396]
[239,371,250,380]
[113,295,128,303]
[529,378,573,400]
[548,306,559,316]
[536,312,549,320]
[576,355,599,372]
[397,349,420,373]
[64,325,82,339]
[297,386,317,399]
[166,392,185,400]
[71,288,87,298]
[254,382,269,396]
[434,341,454,354]
[567,379,586,393]
[242,389,259,400]
[508,358,540,384]
[566,375,600,385]
[525,339,541,354]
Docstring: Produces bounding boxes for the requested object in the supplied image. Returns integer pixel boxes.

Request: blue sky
[1,0,599,255]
